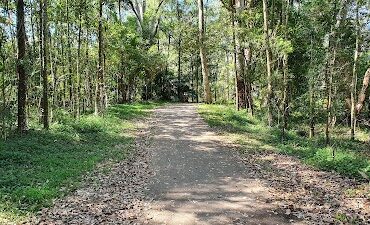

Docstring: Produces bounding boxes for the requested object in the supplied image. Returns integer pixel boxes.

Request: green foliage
[0,102,161,224]
[198,104,370,180]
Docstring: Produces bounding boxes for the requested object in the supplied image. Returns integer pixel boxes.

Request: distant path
[143,104,301,225]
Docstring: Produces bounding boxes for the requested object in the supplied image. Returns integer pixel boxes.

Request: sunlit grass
[198,104,370,179]
[0,102,162,224]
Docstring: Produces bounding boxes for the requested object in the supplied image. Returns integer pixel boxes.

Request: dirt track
[142,104,300,225]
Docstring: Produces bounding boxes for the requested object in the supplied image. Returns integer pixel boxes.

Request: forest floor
[198,104,370,224]
[0,103,162,224]
[15,103,369,224]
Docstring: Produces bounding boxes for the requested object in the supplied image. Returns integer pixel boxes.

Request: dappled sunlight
[143,104,301,225]
[198,104,370,224]
[0,103,161,223]
[146,177,293,225]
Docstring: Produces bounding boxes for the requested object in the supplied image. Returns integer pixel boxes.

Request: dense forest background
[0,0,370,223]
[0,0,369,143]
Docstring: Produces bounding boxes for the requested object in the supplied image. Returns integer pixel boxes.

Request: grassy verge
[198,104,370,180]
[0,102,162,224]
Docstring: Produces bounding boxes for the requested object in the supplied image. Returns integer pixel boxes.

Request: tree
[16,0,28,133]
[262,0,273,127]
[1,0,369,146]
[324,0,350,145]
[40,0,49,129]
[95,0,105,115]
[350,1,360,140]
[356,68,370,114]
[198,0,211,103]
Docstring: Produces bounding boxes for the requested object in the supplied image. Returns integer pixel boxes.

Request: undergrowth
[0,102,161,224]
[198,104,370,180]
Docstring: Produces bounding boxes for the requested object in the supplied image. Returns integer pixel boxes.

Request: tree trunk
[350,2,359,141]
[95,0,105,115]
[0,35,6,138]
[309,81,315,138]
[50,33,57,122]
[66,0,74,112]
[191,56,195,103]
[232,1,248,111]
[16,0,28,133]
[76,3,83,118]
[177,37,182,101]
[198,0,212,104]
[356,68,370,114]
[196,58,199,103]
[177,0,182,101]
[325,0,349,145]
[325,47,338,146]
[263,0,273,127]
[281,0,290,140]
[40,0,49,129]
[231,12,238,109]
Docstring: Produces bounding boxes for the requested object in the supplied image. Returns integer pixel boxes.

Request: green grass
[0,102,162,224]
[198,104,370,180]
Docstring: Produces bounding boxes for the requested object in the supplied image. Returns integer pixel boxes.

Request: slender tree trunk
[16,0,28,133]
[198,0,212,104]
[177,0,182,101]
[0,36,6,138]
[84,9,93,110]
[103,26,108,108]
[196,58,199,103]
[76,3,83,118]
[177,37,182,101]
[325,0,349,145]
[231,12,238,109]
[225,51,230,102]
[350,2,359,141]
[50,33,57,122]
[36,1,42,116]
[282,0,290,140]
[263,0,273,127]
[244,47,254,115]
[59,17,66,108]
[66,0,74,112]
[191,56,195,103]
[308,35,315,138]
[95,0,105,115]
[40,0,49,129]
[309,81,315,138]
[232,1,248,110]
[325,49,336,146]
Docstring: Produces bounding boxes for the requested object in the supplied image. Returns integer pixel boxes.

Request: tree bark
[231,12,238,109]
[325,0,349,145]
[66,0,74,112]
[40,0,49,129]
[263,0,273,127]
[356,68,370,114]
[350,2,359,140]
[16,0,28,133]
[95,0,105,115]
[281,0,290,140]
[232,1,248,111]
[0,34,6,138]
[76,2,83,117]
[177,0,182,101]
[198,0,212,104]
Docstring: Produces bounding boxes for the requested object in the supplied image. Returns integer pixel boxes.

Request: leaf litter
[25,120,154,225]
